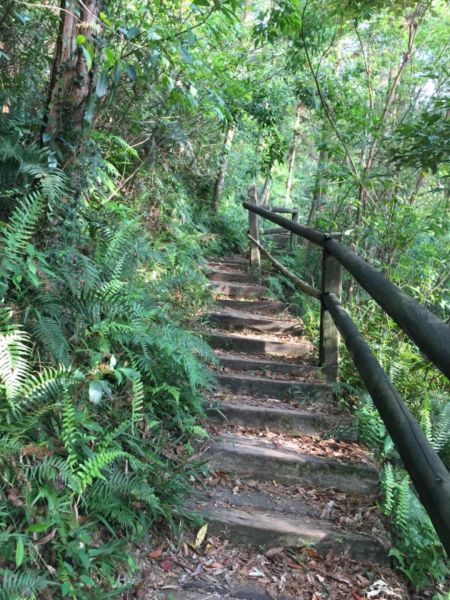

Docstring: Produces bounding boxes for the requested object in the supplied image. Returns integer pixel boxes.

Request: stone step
[207,434,378,495]
[211,281,270,299]
[207,308,302,335]
[219,254,248,265]
[197,501,386,563]
[216,372,329,400]
[205,261,249,273]
[208,270,260,284]
[205,401,352,437]
[216,352,320,377]
[207,332,313,359]
[158,583,293,600]
[216,299,288,315]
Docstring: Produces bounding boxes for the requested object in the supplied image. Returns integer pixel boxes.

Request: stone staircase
[183,254,388,596]
[143,254,411,599]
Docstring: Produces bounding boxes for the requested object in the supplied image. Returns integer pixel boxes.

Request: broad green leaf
[76,34,87,45]
[96,71,109,97]
[81,45,93,70]
[26,522,52,533]
[99,11,112,26]
[84,94,96,124]
[104,47,116,67]
[148,29,162,41]
[15,537,24,567]
[180,45,193,64]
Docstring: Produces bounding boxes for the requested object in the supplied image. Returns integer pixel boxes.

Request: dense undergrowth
[0,130,242,598]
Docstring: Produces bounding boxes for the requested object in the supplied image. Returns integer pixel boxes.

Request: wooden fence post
[319,245,342,380]
[290,209,299,251]
[247,185,260,269]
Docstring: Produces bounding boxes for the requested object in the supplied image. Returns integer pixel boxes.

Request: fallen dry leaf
[195,523,208,548]
[148,545,164,560]
[160,558,173,572]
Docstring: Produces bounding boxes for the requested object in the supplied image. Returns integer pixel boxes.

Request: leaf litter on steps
[204,423,373,465]
[131,527,417,599]
[206,390,349,416]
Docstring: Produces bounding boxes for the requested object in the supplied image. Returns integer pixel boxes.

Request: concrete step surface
[207,308,302,335]
[207,434,378,495]
[215,372,330,400]
[212,281,270,299]
[215,351,320,377]
[216,299,288,314]
[209,270,260,284]
[197,503,386,563]
[207,331,313,359]
[205,401,353,438]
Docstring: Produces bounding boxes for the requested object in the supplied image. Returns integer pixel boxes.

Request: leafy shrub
[356,396,449,589]
[0,187,215,596]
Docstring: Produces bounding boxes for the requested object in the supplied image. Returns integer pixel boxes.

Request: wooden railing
[243,199,450,555]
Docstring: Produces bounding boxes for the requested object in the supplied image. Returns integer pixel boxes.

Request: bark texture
[45,0,102,148]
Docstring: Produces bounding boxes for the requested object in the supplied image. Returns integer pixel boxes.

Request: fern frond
[0,192,43,277]
[0,570,49,600]
[12,366,69,414]
[383,463,395,516]
[75,450,127,491]
[31,314,70,366]
[60,389,78,472]
[395,477,411,534]
[0,309,31,402]
[131,374,145,434]
[431,400,450,453]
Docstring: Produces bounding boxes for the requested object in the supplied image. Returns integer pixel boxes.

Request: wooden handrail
[243,201,450,382]
[243,200,450,554]
[325,293,450,554]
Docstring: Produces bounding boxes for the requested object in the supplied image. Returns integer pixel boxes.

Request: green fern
[131,374,145,433]
[383,462,395,516]
[75,450,127,492]
[0,193,43,279]
[0,571,49,600]
[430,398,450,454]
[31,314,70,366]
[0,308,31,402]
[61,388,78,472]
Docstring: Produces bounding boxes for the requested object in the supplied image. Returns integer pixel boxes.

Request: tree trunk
[213,124,235,212]
[284,103,302,204]
[44,0,102,151]
[260,174,272,206]
[307,146,327,227]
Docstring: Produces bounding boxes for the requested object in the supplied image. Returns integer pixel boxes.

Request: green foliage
[0,171,215,596]
[354,395,450,589]
[382,467,449,588]
[391,97,450,174]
